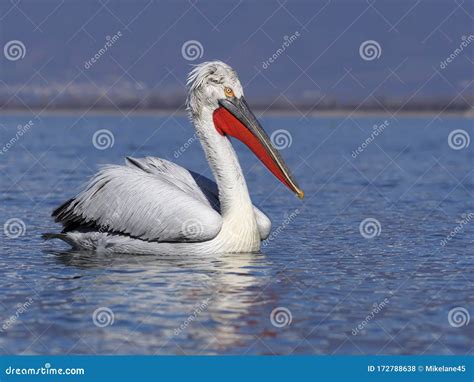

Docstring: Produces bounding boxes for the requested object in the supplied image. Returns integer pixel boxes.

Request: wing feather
[124,157,271,239]
[53,158,222,242]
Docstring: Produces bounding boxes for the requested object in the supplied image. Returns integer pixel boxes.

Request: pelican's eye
[224,87,234,98]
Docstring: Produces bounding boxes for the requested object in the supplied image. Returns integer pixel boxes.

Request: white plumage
[46,61,302,254]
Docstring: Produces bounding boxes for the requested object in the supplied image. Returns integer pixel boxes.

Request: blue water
[0,113,472,355]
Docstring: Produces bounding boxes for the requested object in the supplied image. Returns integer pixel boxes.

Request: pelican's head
[187,61,303,199]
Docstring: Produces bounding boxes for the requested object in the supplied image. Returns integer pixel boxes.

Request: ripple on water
[0,115,472,354]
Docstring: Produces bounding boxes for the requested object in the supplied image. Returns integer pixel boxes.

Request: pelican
[45,61,303,254]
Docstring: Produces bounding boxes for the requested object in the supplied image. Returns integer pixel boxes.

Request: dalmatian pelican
[45,61,303,254]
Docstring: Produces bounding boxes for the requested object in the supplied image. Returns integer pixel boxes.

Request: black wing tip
[52,198,74,218]
[42,233,63,240]
[125,156,140,168]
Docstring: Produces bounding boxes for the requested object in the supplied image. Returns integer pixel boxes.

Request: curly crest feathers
[186,61,240,119]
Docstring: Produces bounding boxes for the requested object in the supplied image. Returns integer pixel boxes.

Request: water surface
[0,114,472,354]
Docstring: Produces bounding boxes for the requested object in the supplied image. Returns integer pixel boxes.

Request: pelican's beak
[214,97,304,199]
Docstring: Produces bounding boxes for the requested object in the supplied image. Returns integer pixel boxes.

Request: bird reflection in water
[52,249,272,354]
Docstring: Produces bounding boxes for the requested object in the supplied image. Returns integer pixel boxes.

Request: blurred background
[0,0,472,113]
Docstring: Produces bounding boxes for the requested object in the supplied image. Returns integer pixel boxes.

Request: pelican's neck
[193,109,254,217]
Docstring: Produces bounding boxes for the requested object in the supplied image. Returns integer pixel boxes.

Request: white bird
[45,61,303,254]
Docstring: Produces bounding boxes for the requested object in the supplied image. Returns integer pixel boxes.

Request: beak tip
[296,189,304,199]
